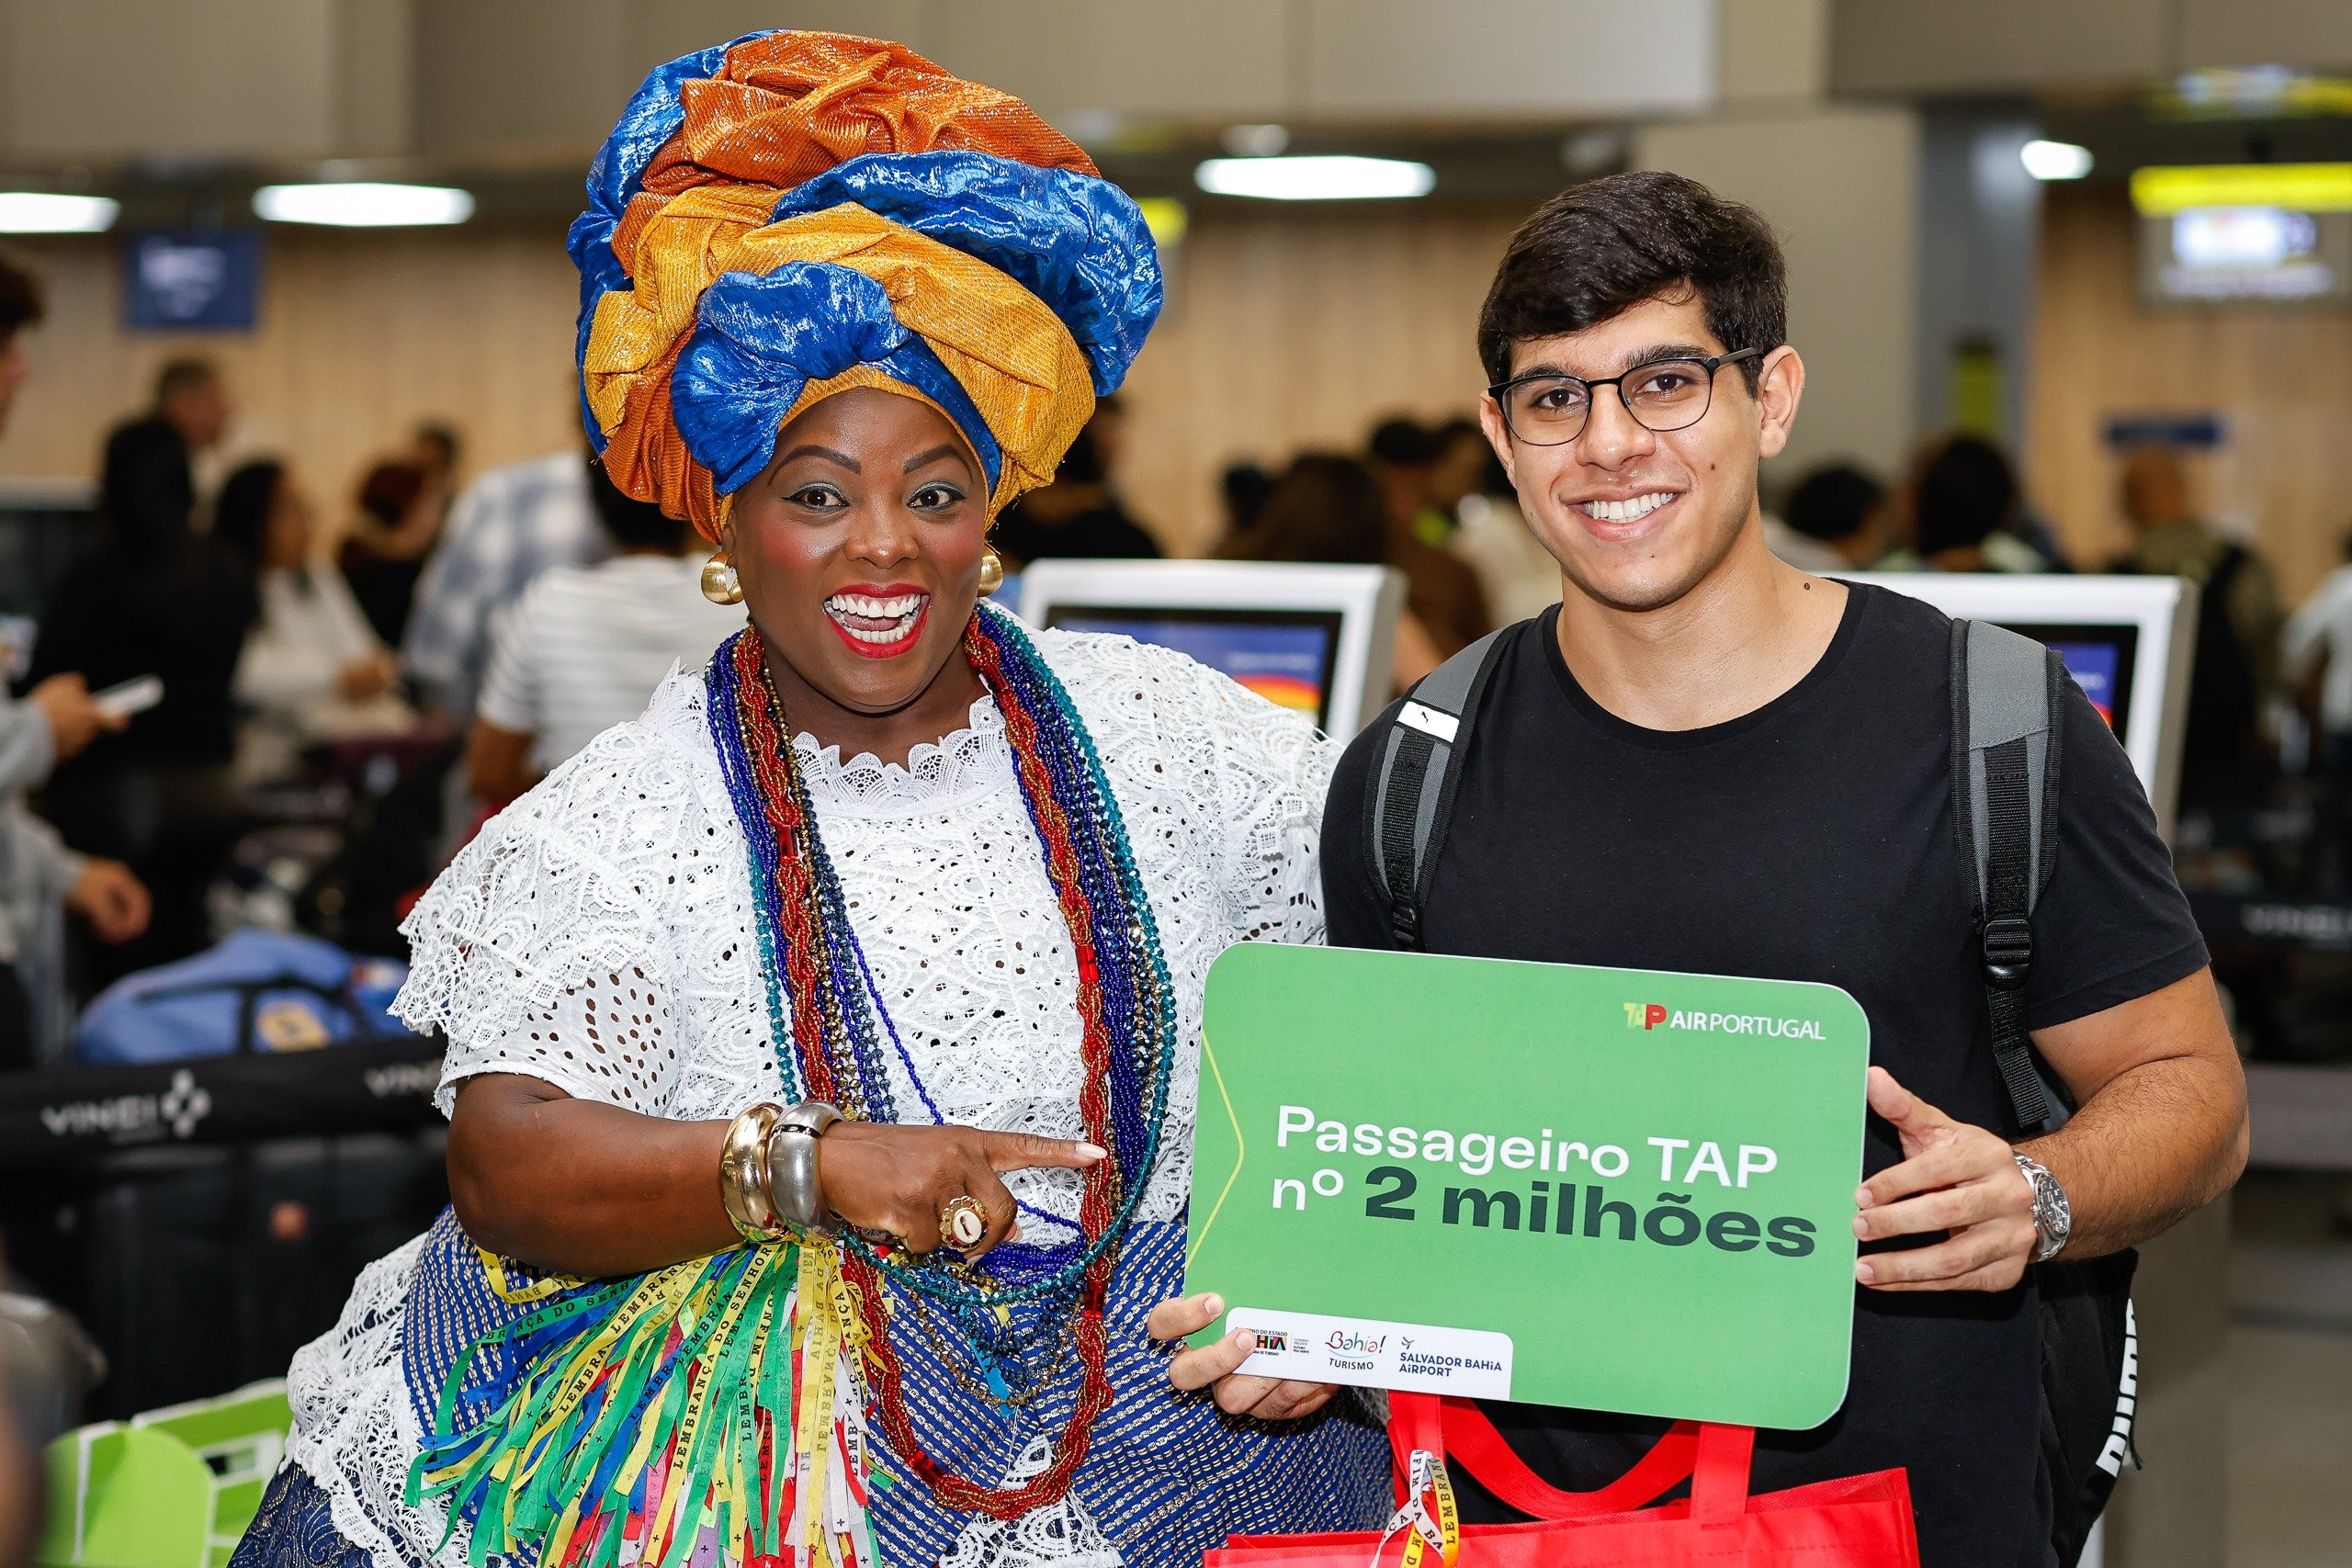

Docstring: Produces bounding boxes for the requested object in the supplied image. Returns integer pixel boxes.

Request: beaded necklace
[704,606,1178,1519]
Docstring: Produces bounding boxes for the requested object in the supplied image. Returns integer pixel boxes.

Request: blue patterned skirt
[232,1208,1390,1568]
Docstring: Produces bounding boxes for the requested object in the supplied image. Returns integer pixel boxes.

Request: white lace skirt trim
[284,1238,469,1568]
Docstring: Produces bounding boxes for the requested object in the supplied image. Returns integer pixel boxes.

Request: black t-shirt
[1322,582,2208,1567]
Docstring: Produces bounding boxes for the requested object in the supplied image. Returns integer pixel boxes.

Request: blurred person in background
[215,460,406,784]
[1364,416,1492,661]
[2111,444,2283,800]
[1768,461,1887,572]
[1367,414,1455,547]
[1437,415,1560,625]
[412,421,463,504]
[1218,459,1274,543]
[1911,433,2047,573]
[340,458,442,646]
[25,340,238,991]
[401,446,600,722]
[106,358,230,538]
[0,255,148,1065]
[2284,531,2352,784]
[1217,451,1385,565]
[1217,452,1455,687]
[989,398,1159,565]
[465,463,738,807]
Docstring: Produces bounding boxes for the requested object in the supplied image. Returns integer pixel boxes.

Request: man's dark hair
[1785,463,1885,544]
[1367,417,1441,468]
[154,356,220,407]
[588,457,685,552]
[1477,170,1785,389]
[0,253,42,339]
[1914,435,2018,558]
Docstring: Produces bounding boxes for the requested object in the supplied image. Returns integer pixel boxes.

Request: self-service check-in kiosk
[1012,559,1406,736]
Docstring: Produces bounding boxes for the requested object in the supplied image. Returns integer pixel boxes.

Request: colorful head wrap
[570,31,1164,536]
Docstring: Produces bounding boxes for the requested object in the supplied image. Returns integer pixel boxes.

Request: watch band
[2012,1151,2071,1263]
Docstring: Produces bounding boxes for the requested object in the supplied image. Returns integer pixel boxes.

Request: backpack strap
[1951,619,2069,1134]
[1366,629,1510,949]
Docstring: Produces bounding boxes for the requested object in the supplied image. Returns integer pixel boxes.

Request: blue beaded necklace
[704,607,1177,1404]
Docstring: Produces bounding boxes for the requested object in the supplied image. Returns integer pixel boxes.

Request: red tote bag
[1206,1393,1919,1567]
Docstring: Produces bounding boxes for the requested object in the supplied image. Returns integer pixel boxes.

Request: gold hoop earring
[976,547,1004,597]
[700,552,744,605]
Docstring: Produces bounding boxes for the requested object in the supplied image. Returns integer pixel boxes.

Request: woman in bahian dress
[230,30,1389,1568]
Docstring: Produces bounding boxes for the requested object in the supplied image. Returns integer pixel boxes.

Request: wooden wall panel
[0,227,584,531]
[1118,204,1525,554]
[0,206,1528,558]
[2026,186,2352,604]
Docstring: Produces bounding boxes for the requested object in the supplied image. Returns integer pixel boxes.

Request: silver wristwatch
[2013,1152,2070,1263]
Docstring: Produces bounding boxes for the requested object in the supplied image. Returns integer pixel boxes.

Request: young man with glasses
[1320,172,2245,1564]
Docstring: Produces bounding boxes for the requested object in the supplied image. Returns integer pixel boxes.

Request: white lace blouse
[281,626,1337,1568]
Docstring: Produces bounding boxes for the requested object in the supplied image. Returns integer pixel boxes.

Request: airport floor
[2224,1171,2352,1566]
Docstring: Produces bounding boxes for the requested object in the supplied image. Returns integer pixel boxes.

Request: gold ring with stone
[939,1194,989,1251]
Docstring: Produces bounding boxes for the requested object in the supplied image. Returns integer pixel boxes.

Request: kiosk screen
[2002,622,2139,743]
[1043,605,1344,728]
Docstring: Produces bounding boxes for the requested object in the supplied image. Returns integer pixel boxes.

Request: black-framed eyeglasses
[1487,347,1764,446]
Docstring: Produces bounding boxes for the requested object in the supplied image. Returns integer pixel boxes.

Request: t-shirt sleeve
[472,588,540,735]
[392,723,690,1116]
[1319,701,1408,953]
[2024,676,2210,1030]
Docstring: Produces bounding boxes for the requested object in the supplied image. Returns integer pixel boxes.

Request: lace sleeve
[1193,662,1339,947]
[393,721,702,1117]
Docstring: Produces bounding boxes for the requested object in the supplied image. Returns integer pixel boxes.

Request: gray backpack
[1361,617,2138,1566]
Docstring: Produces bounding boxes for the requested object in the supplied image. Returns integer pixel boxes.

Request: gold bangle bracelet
[718,1102,786,1241]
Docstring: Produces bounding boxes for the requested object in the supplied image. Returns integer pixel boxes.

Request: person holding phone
[0,254,151,1066]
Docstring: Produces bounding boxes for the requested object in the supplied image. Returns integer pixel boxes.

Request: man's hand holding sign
[1167,951,2245,1413]
[1855,969,2245,1292]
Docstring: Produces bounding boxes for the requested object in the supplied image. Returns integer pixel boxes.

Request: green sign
[1185,944,1871,1429]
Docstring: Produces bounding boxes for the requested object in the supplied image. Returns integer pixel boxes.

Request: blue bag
[74,929,413,1066]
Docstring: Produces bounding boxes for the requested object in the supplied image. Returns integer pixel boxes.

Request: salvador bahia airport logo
[1623,999,1826,1039]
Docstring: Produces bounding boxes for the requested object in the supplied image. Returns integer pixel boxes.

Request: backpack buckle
[1982,916,2033,989]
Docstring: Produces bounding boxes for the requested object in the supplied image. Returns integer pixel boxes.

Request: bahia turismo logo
[1621,1000,1827,1041]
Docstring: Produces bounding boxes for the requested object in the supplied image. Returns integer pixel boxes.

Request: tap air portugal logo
[1623,1000,1827,1041]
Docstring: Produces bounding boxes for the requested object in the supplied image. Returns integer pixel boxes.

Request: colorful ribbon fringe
[410,1243,878,1568]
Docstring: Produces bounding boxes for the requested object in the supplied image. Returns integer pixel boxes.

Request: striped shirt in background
[401,453,604,721]
[475,554,742,773]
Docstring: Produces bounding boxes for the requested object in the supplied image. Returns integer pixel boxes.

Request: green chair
[37,1382,293,1568]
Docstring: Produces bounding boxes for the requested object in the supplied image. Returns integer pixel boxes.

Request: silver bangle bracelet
[765,1100,842,1235]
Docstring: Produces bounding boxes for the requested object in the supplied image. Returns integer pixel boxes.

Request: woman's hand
[1147,1292,1340,1421]
[816,1122,1103,1258]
